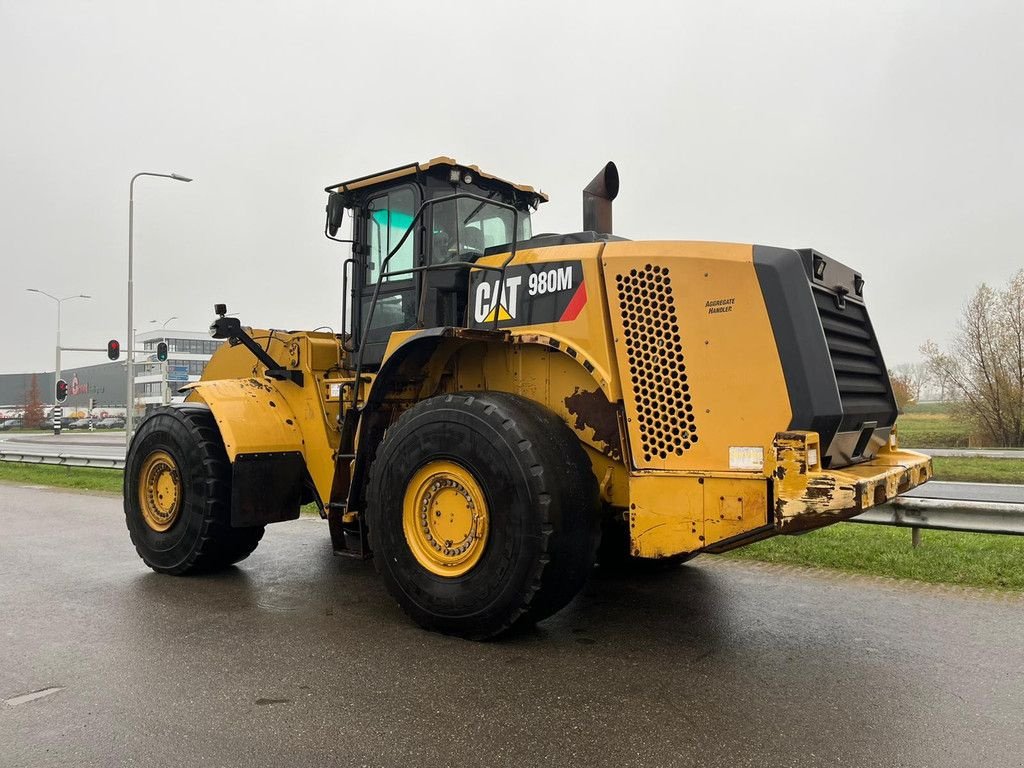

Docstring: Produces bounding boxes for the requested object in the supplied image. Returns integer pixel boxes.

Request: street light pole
[127,172,192,443]
[150,315,178,331]
[26,289,90,430]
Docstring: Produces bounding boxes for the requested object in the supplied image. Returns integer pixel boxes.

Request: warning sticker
[729,446,764,471]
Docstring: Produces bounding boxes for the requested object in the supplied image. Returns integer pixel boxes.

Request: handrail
[340,257,354,352]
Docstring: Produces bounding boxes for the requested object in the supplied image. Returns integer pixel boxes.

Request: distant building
[0,363,125,416]
[0,329,223,419]
[134,329,223,415]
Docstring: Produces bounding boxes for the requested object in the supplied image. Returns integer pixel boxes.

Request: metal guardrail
[853,497,1024,536]
[0,449,124,470]
[1,448,1021,537]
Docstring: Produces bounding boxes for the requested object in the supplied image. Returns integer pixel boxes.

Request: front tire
[366,392,599,639]
[124,405,264,574]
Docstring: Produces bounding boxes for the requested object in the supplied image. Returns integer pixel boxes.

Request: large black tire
[124,405,264,575]
[366,392,600,639]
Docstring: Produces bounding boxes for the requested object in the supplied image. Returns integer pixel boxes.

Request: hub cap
[402,460,489,577]
[138,450,182,532]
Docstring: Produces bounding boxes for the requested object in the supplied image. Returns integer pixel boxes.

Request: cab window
[367,187,416,283]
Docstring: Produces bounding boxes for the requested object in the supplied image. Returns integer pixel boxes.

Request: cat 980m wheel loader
[123,157,932,638]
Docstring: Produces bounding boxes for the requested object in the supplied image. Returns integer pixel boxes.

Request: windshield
[430,195,532,263]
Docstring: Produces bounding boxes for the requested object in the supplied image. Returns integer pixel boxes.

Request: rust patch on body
[771,431,934,535]
[774,472,860,532]
[772,431,861,533]
[564,386,622,460]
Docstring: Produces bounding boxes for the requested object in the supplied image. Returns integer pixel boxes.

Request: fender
[182,378,306,527]
[183,377,304,458]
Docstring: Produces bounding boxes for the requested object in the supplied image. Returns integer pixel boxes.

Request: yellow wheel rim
[402,460,489,578]
[138,450,182,532]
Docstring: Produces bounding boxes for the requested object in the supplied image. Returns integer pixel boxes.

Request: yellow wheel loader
[123,157,932,639]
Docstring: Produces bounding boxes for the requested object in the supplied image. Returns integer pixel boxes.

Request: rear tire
[124,405,264,575]
[366,392,599,639]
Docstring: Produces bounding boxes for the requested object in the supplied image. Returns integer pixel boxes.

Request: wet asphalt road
[904,480,1024,504]
[2,485,1023,768]
[923,448,1024,460]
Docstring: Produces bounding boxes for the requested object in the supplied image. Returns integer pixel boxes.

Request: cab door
[355,185,420,367]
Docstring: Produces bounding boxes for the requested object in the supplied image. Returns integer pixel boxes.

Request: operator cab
[324,157,545,367]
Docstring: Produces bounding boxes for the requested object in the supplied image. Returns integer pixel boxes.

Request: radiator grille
[615,265,698,462]
[812,289,893,421]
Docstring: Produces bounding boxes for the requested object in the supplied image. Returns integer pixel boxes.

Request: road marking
[4,686,64,707]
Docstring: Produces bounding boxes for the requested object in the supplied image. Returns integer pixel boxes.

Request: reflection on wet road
[2,485,1022,767]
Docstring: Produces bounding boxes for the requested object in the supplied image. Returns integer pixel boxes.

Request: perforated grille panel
[615,265,698,462]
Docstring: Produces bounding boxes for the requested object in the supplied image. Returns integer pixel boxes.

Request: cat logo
[474,275,523,323]
[468,260,585,329]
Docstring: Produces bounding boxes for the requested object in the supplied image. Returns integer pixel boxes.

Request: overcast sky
[1,0,1021,374]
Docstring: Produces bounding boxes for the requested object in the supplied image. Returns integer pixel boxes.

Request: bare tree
[922,270,1024,447]
[893,361,931,403]
[889,369,917,410]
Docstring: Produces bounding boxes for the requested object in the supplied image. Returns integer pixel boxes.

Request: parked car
[67,418,93,430]
[0,418,24,431]
[96,417,125,429]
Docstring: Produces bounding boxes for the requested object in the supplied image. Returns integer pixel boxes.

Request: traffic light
[107,339,121,360]
[156,342,168,362]
[55,379,68,403]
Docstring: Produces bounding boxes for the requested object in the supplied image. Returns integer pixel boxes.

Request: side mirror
[210,315,242,340]
[326,192,346,237]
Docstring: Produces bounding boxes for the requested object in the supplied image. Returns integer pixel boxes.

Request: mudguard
[182,378,306,526]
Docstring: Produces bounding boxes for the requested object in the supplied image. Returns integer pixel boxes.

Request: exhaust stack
[583,161,619,234]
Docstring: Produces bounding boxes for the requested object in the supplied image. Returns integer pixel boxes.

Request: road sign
[166,371,190,382]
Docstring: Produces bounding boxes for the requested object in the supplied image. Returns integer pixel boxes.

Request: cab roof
[325,156,549,203]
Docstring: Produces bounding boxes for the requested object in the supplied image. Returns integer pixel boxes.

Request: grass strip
[725,522,1024,591]
[930,456,1023,484]
[0,462,122,493]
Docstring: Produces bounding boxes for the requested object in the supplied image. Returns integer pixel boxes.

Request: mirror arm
[324,217,355,244]
[209,314,304,386]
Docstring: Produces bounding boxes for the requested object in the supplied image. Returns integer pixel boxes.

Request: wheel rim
[138,450,182,532]
[402,460,489,577]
